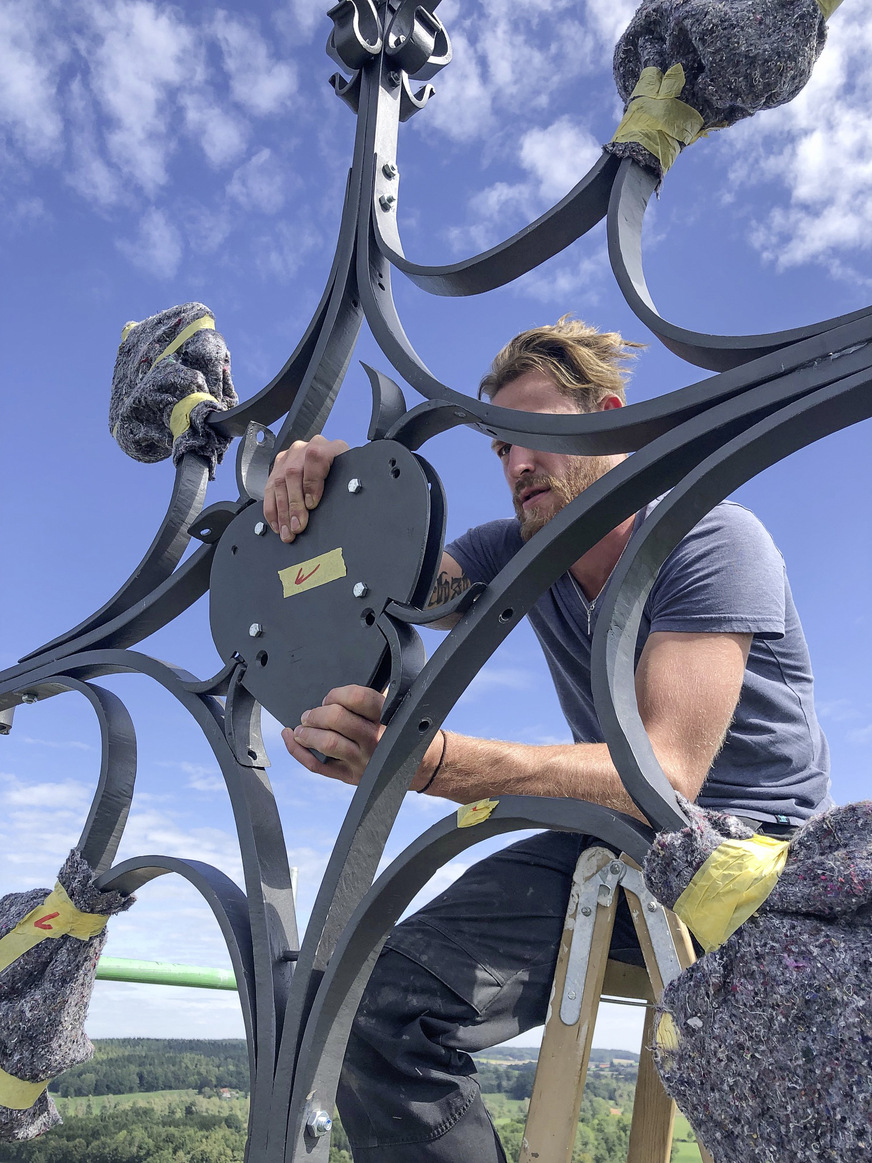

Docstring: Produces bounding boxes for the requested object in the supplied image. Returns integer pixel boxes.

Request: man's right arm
[263,439,473,622]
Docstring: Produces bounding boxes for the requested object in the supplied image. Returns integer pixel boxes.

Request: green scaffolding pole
[96,956,237,991]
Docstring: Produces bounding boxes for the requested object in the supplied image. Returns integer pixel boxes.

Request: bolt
[249,623,263,638]
[647,900,658,912]
[387,70,401,86]
[21,694,37,704]
[580,906,592,917]
[382,162,398,179]
[347,478,362,493]
[306,1110,333,1138]
[393,34,405,46]
[379,193,396,212]
[610,861,623,875]
[254,521,267,536]
[353,582,369,599]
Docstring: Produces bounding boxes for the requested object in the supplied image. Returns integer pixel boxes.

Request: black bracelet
[417,729,447,794]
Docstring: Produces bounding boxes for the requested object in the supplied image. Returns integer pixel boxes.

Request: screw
[647,900,658,912]
[353,582,369,599]
[254,521,267,536]
[382,162,398,179]
[379,193,396,212]
[610,861,623,875]
[249,623,263,638]
[580,906,592,917]
[347,478,362,493]
[306,1110,333,1138]
[21,694,37,704]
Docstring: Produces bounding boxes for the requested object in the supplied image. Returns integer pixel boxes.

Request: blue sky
[1,0,870,1053]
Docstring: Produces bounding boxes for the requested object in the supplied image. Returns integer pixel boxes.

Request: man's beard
[513,456,614,542]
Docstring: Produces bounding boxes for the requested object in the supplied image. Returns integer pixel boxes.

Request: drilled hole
[255,430,266,444]
[231,545,238,555]
[361,609,376,627]
[388,457,397,467]
[418,718,431,733]
[247,748,258,760]
[499,608,514,623]
[200,527,211,537]
[256,651,268,667]
[377,282,385,291]
[390,467,400,479]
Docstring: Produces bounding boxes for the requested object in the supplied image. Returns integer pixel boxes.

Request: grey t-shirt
[446,499,831,825]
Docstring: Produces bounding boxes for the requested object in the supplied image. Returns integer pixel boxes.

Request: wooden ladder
[519,847,713,1163]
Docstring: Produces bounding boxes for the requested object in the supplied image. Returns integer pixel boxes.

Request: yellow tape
[169,392,216,441]
[278,547,347,598]
[816,0,842,17]
[0,1065,49,1111]
[610,64,705,175]
[0,882,108,975]
[457,798,499,828]
[152,314,215,369]
[672,834,789,953]
[655,1011,679,1054]
[119,320,140,347]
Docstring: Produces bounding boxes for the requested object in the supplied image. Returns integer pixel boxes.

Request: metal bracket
[619,863,684,989]
[559,858,624,1025]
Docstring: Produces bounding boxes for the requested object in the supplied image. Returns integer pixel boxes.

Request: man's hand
[282,685,386,785]
[263,435,349,543]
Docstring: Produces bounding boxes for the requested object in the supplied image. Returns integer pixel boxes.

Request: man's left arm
[282,630,751,820]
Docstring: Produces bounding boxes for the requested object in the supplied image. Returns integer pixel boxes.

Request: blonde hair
[478,316,644,408]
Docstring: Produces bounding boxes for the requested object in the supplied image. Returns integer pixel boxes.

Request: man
[263,318,830,1161]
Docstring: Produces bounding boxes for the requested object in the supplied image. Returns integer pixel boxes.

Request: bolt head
[352,582,368,599]
[382,162,398,179]
[647,900,658,912]
[306,1110,333,1138]
[610,861,623,875]
[387,70,401,86]
[378,194,396,212]
[21,694,37,704]
[567,990,577,1000]
[254,521,267,536]
[347,477,362,493]
[580,906,592,917]
[249,623,264,638]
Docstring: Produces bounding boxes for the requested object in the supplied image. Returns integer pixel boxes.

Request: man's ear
[598,395,624,411]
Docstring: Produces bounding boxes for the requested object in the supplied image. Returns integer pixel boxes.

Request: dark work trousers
[337,830,644,1161]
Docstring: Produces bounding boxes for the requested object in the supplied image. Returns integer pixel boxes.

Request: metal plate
[209,441,433,728]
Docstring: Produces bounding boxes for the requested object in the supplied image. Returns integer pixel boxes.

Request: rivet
[567,990,577,1000]
[379,194,396,212]
[254,521,267,536]
[353,582,369,599]
[610,861,623,875]
[347,478,362,493]
[249,623,264,638]
[580,906,592,917]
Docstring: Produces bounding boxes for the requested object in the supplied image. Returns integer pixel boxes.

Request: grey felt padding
[645,799,872,1160]
[0,850,133,1141]
[606,0,828,177]
[109,302,238,478]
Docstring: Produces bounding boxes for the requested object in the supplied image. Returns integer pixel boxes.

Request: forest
[0,1040,698,1163]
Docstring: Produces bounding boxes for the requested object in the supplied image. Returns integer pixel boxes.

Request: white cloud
[727,9,872,277]
[84,0,199,196]
[227,148,288,213]
[0,3,67,163]
[182,91,249,168]
[212,10,297,117]
[116,206,184,278]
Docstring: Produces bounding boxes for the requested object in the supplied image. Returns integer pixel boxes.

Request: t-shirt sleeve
[445,519,521,585]
[646,502,786,639]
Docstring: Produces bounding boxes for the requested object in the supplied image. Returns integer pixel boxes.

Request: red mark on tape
[295,564,321,586]
[34,912,60,931]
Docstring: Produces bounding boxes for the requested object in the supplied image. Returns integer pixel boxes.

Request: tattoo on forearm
[427,571,472,609]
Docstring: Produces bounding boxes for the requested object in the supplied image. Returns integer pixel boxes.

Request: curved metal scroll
[2,4,868,1161]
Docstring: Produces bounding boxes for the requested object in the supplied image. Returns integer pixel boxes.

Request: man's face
[490,371,621,542]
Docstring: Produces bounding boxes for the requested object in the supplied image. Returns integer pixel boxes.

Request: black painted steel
[2,2,868,1160]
